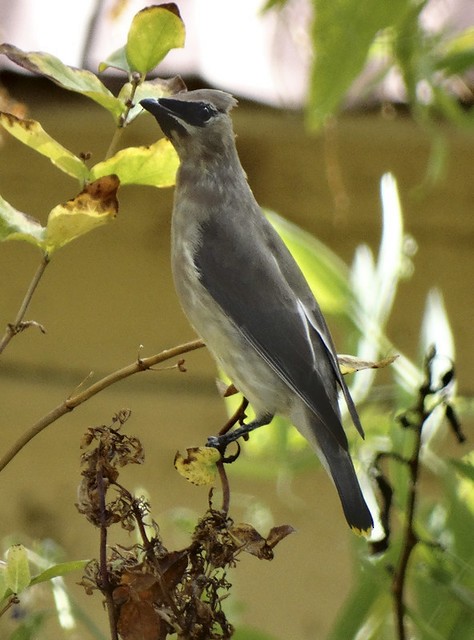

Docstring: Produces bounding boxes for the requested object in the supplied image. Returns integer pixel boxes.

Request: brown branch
[0,339,204,473]
[0,253,50,355]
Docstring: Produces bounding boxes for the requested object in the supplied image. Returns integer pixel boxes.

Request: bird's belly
[172,250,290,417]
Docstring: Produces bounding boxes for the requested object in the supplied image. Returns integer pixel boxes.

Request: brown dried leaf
[265,524,296,549]
[229,523,273,560]
[117,599,162,640]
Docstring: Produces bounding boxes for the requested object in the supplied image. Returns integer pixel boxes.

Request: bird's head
[140,89,238,159]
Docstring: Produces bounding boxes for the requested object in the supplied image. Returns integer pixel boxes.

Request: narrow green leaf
[0,44,123,118]
[0,112,88,180]
[126,4,185,75]
[266,210,351,314]
[327,563,389,640]
[29,559,89,587]
[0,193,45,248]
[5,545,31,595]
[89,138,178,187]
[308,0,410,128]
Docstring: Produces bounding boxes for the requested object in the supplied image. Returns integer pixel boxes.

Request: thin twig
[216,459,230,515]
[0,253,50,355]
[105,72,142,159]
[0,339,205,473]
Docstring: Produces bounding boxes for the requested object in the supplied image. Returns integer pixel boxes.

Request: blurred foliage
[267,0,474,183]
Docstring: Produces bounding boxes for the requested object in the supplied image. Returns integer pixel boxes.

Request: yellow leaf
[90,138,178,187]
[44,175,119,253]
[174,447,220,486]
[0,111,88,180]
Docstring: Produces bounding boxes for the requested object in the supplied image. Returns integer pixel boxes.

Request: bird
[140,89,373,534]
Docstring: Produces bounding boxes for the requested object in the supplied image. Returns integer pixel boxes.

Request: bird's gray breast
[170,201,289,416]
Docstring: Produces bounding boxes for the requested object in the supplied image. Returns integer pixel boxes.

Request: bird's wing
[194,209,350,449]
[271,231,365,439]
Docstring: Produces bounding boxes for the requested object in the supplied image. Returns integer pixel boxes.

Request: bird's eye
[200,104,217,122]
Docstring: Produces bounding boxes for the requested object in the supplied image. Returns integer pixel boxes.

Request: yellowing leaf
[0,193,45,248]
[90,139,178,187]
[174,447,221,486]
[0,112,88,180]
[337,353,398,375]
[5,545,30,595]
[44,175,119,253]
[126,4,185,75]
[0,44,123,118]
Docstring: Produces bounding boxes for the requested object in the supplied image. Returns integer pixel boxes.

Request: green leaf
[44,175,119,253]
[126,4,185,75]
[0,112,88,180]
[308,0,410,128]
[89,138,178,187]
[5,545,31,595]
[99,45,131,74]
[0,44,123,118]
[327,560,389,640]
[0,194,45,248]
[29,559,89,587]
[266,210,351,314]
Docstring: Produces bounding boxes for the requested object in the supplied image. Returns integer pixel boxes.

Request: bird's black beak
[140,98,187,139]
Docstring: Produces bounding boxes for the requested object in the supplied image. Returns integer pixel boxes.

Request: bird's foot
[206,412,274,452]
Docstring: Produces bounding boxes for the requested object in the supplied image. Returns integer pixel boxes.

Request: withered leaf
[265,524,296,549]
[117,599,162,640]
[337,353,398,375]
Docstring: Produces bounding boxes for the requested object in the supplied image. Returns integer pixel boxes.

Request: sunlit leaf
[126,4,185,76]
[29,559,89,587]
[0,111,88,180]
[308,0,410,127]
[90,138,178,187]
[0,193,45,248]
[44,175,119,253]
[5,545,30,595]
[174,447,220,485]
[0,44,123,118]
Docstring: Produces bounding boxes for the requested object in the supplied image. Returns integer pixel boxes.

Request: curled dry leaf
[337,353,399,375]
[174,447,220,486]
[229,522,295,560]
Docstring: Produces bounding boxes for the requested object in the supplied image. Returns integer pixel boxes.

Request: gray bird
[140,89,373,534]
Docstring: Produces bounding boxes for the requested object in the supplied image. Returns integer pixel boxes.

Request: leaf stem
[0,339,204,473]
[0,253,50,355]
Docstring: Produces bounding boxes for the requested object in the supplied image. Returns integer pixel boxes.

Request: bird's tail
[304,412,373,534]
